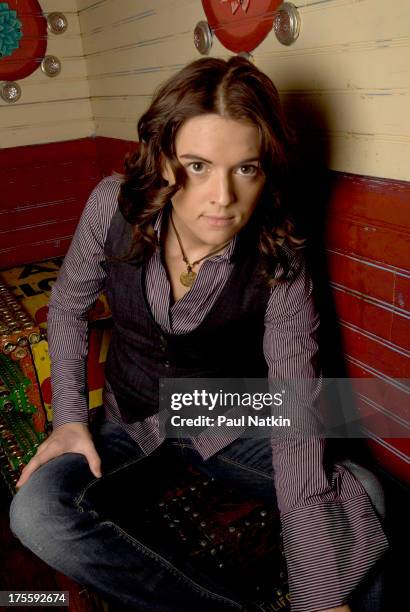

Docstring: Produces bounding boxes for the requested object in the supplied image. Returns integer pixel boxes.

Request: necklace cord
[169,211,231,269]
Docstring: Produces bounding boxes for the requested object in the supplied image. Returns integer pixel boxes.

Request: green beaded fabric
[0,2,23,58]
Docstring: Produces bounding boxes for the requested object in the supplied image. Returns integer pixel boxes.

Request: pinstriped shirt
[47,176,388,612]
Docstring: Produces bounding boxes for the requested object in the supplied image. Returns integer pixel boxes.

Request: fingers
[84,446,102,479]
[16,440,102,488]
[16,449,49,489]
[15,428,103,489]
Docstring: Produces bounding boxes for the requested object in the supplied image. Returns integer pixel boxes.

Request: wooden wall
[1,1,409,182]
[0,138,100,268]
[322,173,410,484]
[76,0,410,183]
[76,0,205,143]
[0,0,93,147]
[0,137,136,269]
[258,0,410,183]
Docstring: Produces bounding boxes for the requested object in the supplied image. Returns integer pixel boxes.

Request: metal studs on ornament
[47,12,68,35]
[273,2,301,46]
[194,21,213,55]
[237,51,253,62]
[41,55,61,77]
[0,81,21,103]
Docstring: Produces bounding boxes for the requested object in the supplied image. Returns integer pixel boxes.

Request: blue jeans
[9,421,385,611]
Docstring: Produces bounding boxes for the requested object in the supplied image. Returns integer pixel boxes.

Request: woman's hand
[16,422,102,488]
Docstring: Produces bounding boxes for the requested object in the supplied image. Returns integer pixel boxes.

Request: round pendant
[180,270,197,287]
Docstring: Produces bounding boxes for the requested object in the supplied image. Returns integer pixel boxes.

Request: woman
[10,57,388,611]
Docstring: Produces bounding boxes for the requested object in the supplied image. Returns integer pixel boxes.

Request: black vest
[103,207,271,423]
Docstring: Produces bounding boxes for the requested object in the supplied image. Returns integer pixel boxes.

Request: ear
[160,153,174,185]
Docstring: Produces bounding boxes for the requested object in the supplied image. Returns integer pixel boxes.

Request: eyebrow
[179,154,261,165]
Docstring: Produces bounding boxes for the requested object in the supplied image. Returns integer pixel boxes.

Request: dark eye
[238,165,258,176]
[189,162,206,173]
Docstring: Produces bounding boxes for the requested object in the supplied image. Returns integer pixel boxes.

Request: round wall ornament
[0,80,21,102]
[41,55,61,77]
[0,0,47,81]
[201,0,282,53]
[273,2,300,45]
[47,12,68,35]
[194,20,213,55]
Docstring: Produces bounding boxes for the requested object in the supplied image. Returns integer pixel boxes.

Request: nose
[210,171,236,207]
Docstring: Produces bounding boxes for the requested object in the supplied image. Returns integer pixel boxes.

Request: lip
[202,215,235,228]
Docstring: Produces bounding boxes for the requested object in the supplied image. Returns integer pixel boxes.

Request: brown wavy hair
[118,56,305,285]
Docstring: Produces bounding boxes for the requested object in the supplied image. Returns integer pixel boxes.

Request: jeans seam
[102,519,243,609]
[74,454,148,507]
[216,455,273,481]
[71,451,242,608]
[169,442,191,448]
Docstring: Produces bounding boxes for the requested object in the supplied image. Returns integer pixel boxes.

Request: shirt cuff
[281,494,388,611]
[51,360,89,429]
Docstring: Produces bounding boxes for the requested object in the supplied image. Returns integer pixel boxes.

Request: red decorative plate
[0,0,47,81]
[201,0,281,53]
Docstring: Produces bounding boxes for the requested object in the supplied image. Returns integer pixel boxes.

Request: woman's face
[161,114,266,250]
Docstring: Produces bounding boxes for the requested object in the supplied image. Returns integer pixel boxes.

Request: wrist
[53,421,89,432]
[316,605,351,612]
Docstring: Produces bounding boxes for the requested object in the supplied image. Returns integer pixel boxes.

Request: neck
[165,209,230,263]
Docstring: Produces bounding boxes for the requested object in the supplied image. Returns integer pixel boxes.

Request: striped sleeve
[47,176,121,429]
[263,252,388,611]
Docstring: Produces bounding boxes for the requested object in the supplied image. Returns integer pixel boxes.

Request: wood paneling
[0,0,93,148]
[367,437,410,485]
[326,174,409,233]
[347,361,409,422]
[78,0,224,143]
[73,0,410,181]
[2,0,409,179]
[95,136,137,176]
[332,289,408,351]
[341,323,408,379]
[257,0,410,180]
[0,137,136,269]
[327,251,396,304]
[320,171,410,483]
[326,218,409,269]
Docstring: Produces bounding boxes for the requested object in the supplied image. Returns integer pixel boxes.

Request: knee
[10,453,89,554]
[10,466,58,552]
[10,485,45,556]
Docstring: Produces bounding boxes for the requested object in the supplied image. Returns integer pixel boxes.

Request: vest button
[164,360,171,368]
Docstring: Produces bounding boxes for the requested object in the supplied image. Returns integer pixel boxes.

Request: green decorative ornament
[0,2,23,58]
